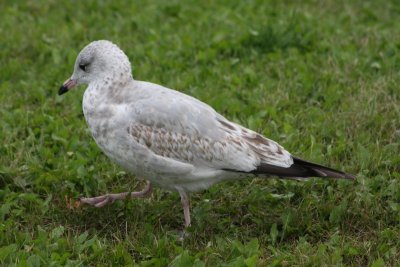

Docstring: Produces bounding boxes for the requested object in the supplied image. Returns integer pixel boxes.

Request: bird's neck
[102,70,133,88]
[84,73,135,107]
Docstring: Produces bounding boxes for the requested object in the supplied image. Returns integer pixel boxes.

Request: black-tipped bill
[59,85,69,95]
[58,78,76,95]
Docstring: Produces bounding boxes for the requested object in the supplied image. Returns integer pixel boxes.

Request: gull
[59,40,355,228]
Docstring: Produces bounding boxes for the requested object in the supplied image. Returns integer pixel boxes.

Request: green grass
[1,0,399,266]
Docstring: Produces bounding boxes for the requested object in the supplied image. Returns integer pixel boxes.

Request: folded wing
[127,82,293,174]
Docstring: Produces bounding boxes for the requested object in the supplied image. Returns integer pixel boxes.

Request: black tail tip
[345,173,357,181]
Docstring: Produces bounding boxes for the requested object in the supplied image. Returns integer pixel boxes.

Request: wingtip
[345,173,357,181]
[326,170,356,181]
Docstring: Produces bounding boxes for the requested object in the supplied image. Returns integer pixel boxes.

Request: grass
[0,0,399,266]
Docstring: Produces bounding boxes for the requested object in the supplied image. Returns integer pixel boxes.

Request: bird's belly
[84,113,244,192]
[90,131,238,191]
[148,167,245,192]
[92,129,245,192]
[93,137,229,191]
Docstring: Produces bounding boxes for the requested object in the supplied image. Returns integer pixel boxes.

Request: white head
[59,40,132,95]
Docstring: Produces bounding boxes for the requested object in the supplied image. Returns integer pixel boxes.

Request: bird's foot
[79,182,152,208]
[79,193,123,208]
[65,195,82,210]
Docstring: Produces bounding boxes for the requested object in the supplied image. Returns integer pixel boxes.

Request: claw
[65,195,82,210]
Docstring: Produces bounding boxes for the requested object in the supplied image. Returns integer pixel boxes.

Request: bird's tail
[252,157,356,180]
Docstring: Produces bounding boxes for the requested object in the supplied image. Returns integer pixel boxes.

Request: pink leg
[179,190,191,228]
[80,182,152,208]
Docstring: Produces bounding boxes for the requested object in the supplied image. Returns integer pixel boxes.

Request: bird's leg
[179,190,191,228]
[80,181,152,208]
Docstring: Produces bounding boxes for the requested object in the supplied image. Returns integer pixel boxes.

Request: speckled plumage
[60,40,355,227]
[82,77,293,192]
[66,40,294,192]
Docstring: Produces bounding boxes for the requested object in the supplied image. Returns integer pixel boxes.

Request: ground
[0,0,399,266]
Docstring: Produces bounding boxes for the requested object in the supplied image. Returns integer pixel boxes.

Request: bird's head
[59,40,132,95]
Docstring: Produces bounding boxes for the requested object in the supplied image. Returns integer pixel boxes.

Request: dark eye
[79,63,88,71]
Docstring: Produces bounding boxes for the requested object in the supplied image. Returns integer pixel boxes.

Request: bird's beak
[59,78,77,95]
